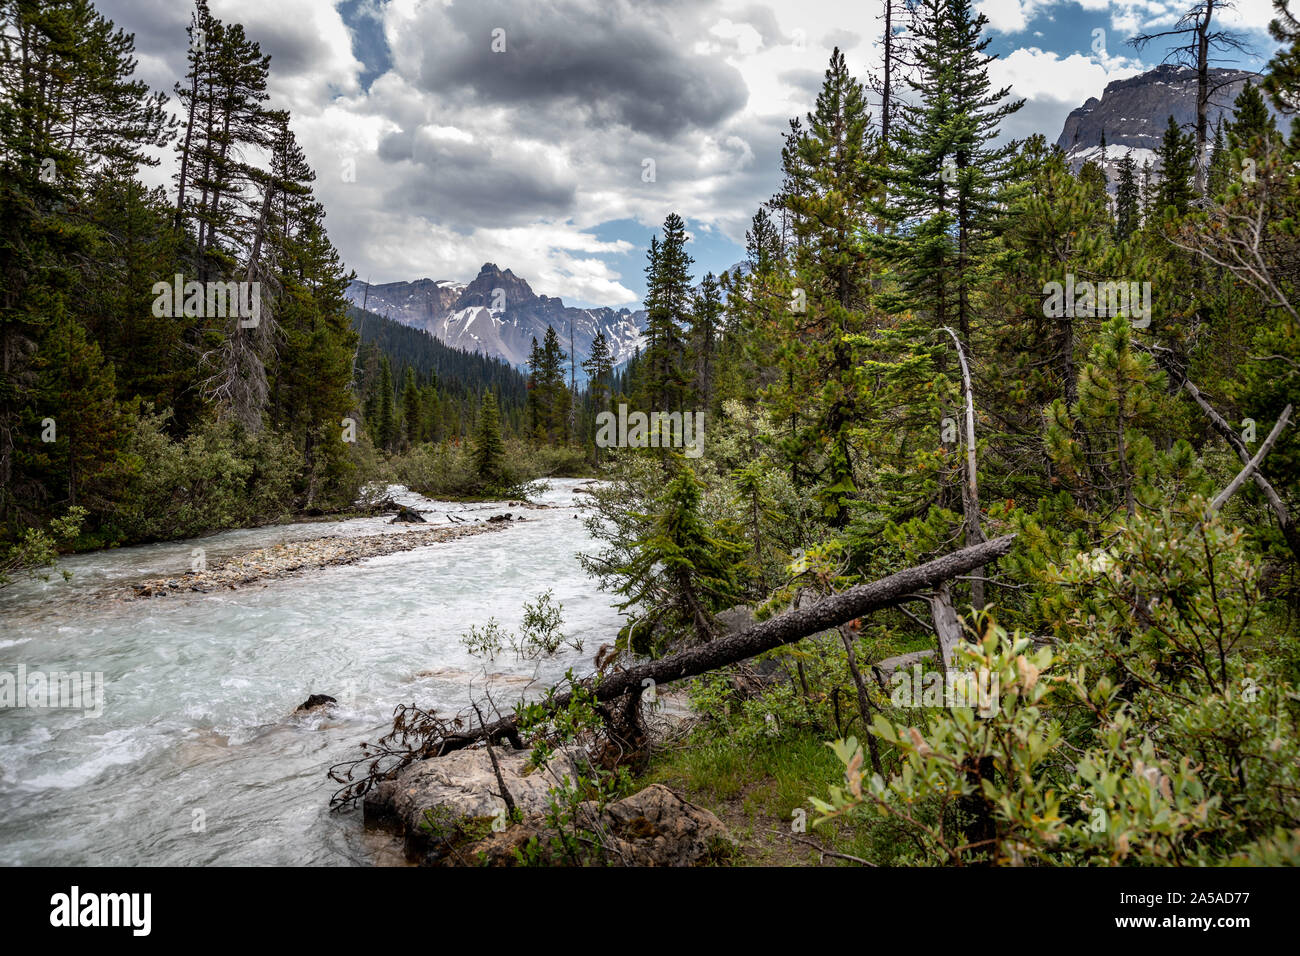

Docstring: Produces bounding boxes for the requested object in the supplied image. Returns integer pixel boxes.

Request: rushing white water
[0,478,623,866]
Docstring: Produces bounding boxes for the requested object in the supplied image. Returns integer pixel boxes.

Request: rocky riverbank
[125,520,517,598]
[363,744,730,866]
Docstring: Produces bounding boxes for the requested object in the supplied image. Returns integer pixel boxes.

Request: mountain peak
[458,262,536,310]
[346,264,647,371]
[1055,64,1283,188]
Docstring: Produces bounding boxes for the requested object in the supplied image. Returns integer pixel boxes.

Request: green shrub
[809,504,1300,866]
[113,408,298,542]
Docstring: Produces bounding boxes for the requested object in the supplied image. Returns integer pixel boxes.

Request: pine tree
[690,272,722,409]
[611,464,745,649]
[376,356,395,451]
[717,207,786,405]
[402,367,420,446]
[642,214,694,411]
[762,49,882,521]
[472,391,506,490]
[1265,0,1300,113]
[1078,159,1110,213]
[1114,150,1141,239]
[581,329,614,407]
[1045,316,1167,519]
[745,207,783,275]
[992,138,1112,414]
[1156,116,1197,217]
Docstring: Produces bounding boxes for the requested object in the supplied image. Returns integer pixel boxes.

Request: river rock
[458,784,732,866]
[363,746,587,863]
[295,694,337,713]
[389,505,427,523]
[715,604,755,635]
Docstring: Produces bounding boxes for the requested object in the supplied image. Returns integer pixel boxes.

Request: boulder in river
[389,505,427,523]
[295,694,337,713]
[487,513,513,523]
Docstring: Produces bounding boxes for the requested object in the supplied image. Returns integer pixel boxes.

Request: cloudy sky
[101,0,1281,307]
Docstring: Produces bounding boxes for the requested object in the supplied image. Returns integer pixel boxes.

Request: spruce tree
[34,315,127,513]
[0,0,170,527]
[642,214,694,412]
[1114,150,1141,239]
[1206,118,1231,198]
[581,329,614,408]
[690,272,722,409]
[376,356,395,451]
[472,391,506,490]
[525,336,543,439]
[1156,116,1197,217]
[1228,80,1277,150]
[882,0,1024,343]
[402,367,420,446]
[538,325,568,444]
[611,464,744,649]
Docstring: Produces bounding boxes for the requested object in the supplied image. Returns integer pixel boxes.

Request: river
[0,478,623,865]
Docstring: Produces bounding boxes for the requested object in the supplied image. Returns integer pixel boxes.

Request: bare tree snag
[1193,387,1300,558]
[928,581,964,674]
[1211,404,1293,513]
[942,327,987,609]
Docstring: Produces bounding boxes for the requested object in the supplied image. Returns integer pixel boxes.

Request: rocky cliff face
[347,263,647,372]
[1056,64,1280,184]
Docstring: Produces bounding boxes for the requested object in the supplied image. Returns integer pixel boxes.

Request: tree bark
[928,581,964,673]
[1195,1,1213,196]
[943,327,986,609]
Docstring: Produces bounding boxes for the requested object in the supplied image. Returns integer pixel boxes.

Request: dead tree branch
[1211,404,1293,512]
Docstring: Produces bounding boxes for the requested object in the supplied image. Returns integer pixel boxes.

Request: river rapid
[0,478,623,865]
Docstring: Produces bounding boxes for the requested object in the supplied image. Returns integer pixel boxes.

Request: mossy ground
[634,730,880,866]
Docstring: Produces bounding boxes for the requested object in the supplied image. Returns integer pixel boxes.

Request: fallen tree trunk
[435,534,1017,756]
